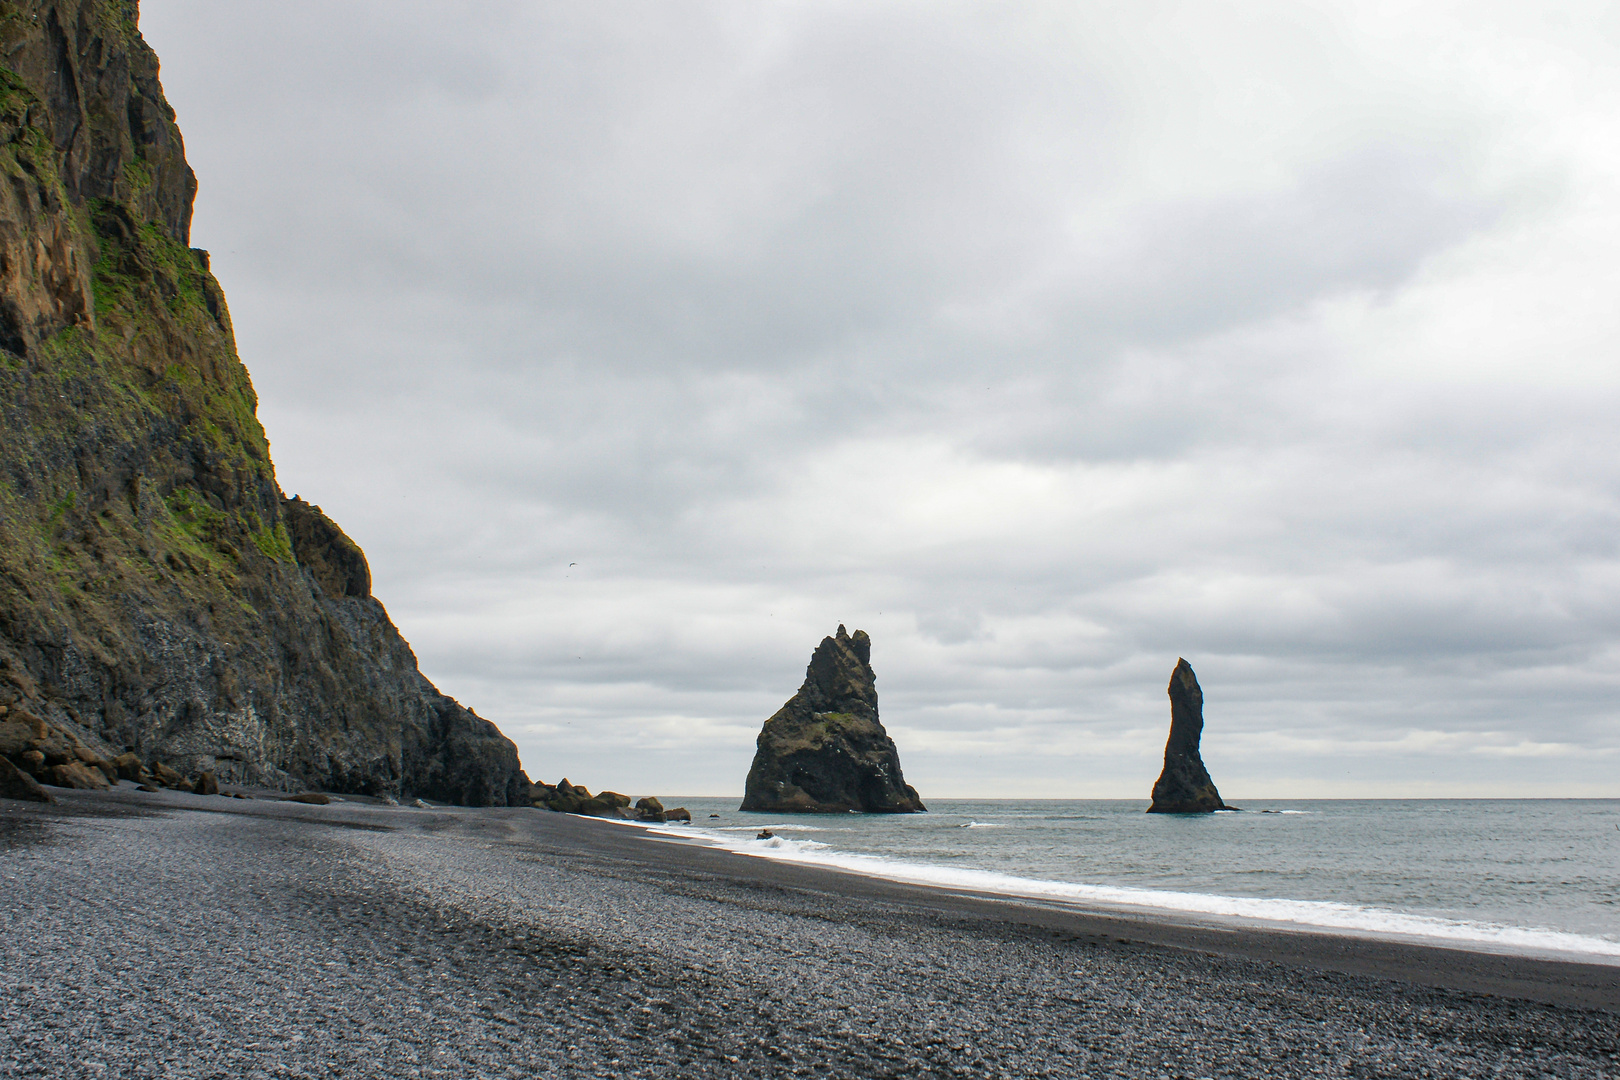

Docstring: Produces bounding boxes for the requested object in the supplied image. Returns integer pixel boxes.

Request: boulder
[664,807,692,822]
[93,759,118,784]
[0,756,53,803]
[635,796,665,814]
[740,625,925,813]
[151,762,184,788]
[193,772,220,796]
[112,753,145,781]
[135,784,158,793]
[576,796,633,819]
[0,721,34,759]
[172,778,195,794]
[1147,659,1234,814]
[46,761,111,790]
[597,791,632,808]
[289,792,330,805]
[33,736,73,767]
[17,750,44,777]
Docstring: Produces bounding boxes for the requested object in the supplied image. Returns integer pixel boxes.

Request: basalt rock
[0,755,52,802]
[1148,659,1234,813]
[741,625,924,814]
[47,760,109,790]
[0,2,528,806]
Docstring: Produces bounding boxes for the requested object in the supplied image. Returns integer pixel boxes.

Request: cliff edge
[1147,658,1231,813]
[0,1,529,804]
[741,625,924,814]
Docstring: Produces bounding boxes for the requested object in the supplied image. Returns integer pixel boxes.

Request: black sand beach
[2,789,1617,1079]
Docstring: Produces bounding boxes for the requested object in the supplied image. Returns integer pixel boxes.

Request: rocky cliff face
[1147,658,1231,813]
[741,625,924,814]
[0,0,530,804]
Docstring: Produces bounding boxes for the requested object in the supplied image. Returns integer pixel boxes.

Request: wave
[638,821,1620,961]
[960,821,1004,828]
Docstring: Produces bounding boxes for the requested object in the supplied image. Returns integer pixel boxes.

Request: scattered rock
[0,756,53,802]
[289,792,330,805]
[46,761,111,790]
[741,625,925,814]
[17,750,44,777]
[111,753,144,781]
[233,793,248,799]
[380,795,400,807]
[411,798,430,809]
[1148,659,1235,814]
[173,779,195,794]
[664,807,691,822]
[193,772,220,796]
[136,784,158,793]
[151,761,184,787]
[709,813,720,818]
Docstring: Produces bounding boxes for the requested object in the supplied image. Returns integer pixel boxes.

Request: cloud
[139,0,1620,797]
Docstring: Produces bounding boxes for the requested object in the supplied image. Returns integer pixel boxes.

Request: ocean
[640,798,1620,961]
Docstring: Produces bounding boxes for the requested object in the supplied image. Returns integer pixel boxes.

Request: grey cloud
[139,0,1620,797]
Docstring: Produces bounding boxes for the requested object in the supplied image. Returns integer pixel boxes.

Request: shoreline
[5,788,1619,1077]
[624,804,1620,970]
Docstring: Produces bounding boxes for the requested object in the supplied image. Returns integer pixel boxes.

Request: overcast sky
[138,1,1620,798]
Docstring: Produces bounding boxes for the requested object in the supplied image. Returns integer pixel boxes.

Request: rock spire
[1147,659,1233,813]
[741,626,925,813]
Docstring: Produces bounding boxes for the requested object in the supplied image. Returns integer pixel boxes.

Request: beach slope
[2,789,1616,1078]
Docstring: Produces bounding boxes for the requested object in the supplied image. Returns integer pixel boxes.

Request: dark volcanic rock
[0,3,528,806]
[740,626,924,814]
[0,756,52,802]
[1148,659,1232,814]
[47,760,109,790]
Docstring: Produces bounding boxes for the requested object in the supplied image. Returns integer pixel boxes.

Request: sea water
[640,799,1620,961]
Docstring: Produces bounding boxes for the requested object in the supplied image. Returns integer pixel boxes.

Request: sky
[136,0,1620,799]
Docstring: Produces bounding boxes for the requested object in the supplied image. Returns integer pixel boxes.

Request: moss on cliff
[0,0,529,805]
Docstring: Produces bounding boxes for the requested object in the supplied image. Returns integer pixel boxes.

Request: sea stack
[741,626,925,813]
[1147,659,1232,813]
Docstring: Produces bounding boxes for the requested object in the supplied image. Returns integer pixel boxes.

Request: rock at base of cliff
[46,761,111,791]
[1147,658,1232,814]
[741,626,925,814]
[0,757,53,802]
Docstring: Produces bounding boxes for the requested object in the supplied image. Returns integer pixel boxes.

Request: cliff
[0,0,530,804]
[741,625,924,813]
[1147,658,1231,813]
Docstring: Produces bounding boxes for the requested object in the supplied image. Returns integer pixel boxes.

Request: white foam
[960,821,1004,828]
[638,821,1620,962]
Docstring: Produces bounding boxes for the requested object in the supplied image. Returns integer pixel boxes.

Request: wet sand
[2,786,1617,1078]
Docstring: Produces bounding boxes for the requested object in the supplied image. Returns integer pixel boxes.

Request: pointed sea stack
[740,626,925,813]
[1147,659,1233,813]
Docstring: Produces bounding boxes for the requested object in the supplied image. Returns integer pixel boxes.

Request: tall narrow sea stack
[741,625,924,813]
[1147,658,1232,813]
[0,2,529,804]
